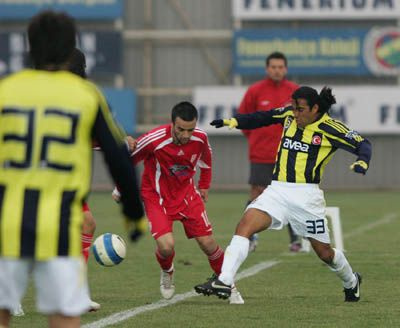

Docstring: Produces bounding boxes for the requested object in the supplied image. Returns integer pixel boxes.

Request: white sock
[219,235,249,286]
[329,248,356,289]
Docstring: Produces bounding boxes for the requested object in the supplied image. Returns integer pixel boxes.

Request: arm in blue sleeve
[356,139,372,164]
[234,106,291,130]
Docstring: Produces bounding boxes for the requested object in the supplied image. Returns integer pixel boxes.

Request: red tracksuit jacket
[238,78,298,164]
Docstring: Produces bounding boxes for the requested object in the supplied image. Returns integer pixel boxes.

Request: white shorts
[0,257,91,316]
[247,181,330,244]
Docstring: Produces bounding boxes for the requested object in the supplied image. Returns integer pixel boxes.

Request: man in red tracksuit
[238,52,300,252]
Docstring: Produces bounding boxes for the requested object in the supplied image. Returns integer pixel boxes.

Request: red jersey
[132,124,212,214]
[238,78,298,163]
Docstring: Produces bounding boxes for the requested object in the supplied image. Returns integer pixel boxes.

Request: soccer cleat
[344,272,362,302]
[194,274,231,300]
[160,268,175,299]
[88,300,101,312]
[248,233,259,253]
[11,303,24,316]
[229,285,244,304]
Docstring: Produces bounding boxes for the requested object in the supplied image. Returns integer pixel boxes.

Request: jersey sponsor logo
[177,149,185,156]
[169,164,190,176]
[312,135,322,145]
[282,137,309,153]
[260,100,270,106]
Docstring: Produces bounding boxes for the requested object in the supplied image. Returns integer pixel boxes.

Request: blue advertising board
[0,31,122,77]
[0,0,123,20]
[103,88,137,135]
[233,28,371,76]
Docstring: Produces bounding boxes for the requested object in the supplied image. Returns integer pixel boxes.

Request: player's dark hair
[28,10,76,69]
[266,51,287,67]
[171,101,198,123]
[68,48,87,78]
[318,86,336,114]
[292,86,336,114]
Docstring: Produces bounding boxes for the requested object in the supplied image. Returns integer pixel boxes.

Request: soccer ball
[92,233,127,266]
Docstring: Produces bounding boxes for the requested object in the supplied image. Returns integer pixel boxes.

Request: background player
[195,86,371,303]
[113,101,243,304]
[238,52,299,252]
[68,47,100,312]
[0,11,143,328]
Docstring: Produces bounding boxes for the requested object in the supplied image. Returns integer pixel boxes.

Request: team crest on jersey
[345,130,363,142]
[169,164,190,177]
[312,135,322,145]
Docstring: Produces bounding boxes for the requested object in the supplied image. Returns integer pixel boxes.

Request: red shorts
[143,193,213,240]
[82,202,90,212]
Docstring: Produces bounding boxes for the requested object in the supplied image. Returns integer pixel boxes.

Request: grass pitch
[12,191,400,327]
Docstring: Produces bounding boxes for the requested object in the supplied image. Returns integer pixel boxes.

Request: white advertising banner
[232,0,400,20]
[193,86,400,135]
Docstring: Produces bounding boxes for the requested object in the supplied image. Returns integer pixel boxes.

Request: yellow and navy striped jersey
[235,106,372,184]
[0,69,143,260]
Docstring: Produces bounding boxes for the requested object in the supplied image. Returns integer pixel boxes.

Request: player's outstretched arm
[210,106,291,130]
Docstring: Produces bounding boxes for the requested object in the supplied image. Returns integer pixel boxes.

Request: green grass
[11,191,400,327]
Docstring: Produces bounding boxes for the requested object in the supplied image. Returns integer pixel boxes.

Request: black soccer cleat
[344,272,362,302]
[194,274,232,300]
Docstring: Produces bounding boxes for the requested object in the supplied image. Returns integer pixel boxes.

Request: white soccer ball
[92,233,126,266]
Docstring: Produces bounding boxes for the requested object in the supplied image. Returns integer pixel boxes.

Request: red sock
[81,233,93,263]
[155,248,175,272]
[208,246,224,275]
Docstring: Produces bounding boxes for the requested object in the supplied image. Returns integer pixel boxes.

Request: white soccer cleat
[11,303,24,316]
[160,268,175,300]
[229,285,244,305]
[88,300,101,312]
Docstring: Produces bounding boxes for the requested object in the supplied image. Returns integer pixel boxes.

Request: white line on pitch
[343,212,398,239]
[82,260,280,328]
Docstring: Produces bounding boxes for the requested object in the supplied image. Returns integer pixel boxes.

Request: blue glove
[350,160,368,175]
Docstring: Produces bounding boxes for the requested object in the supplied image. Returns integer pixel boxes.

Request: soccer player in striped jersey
[113,101,243,304]
[194,86,371,302]
[0,11,143,328]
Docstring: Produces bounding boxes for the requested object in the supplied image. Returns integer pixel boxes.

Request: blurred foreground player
[0,10,143,328]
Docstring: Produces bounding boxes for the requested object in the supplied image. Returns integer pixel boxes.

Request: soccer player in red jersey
[113,102,243,304]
